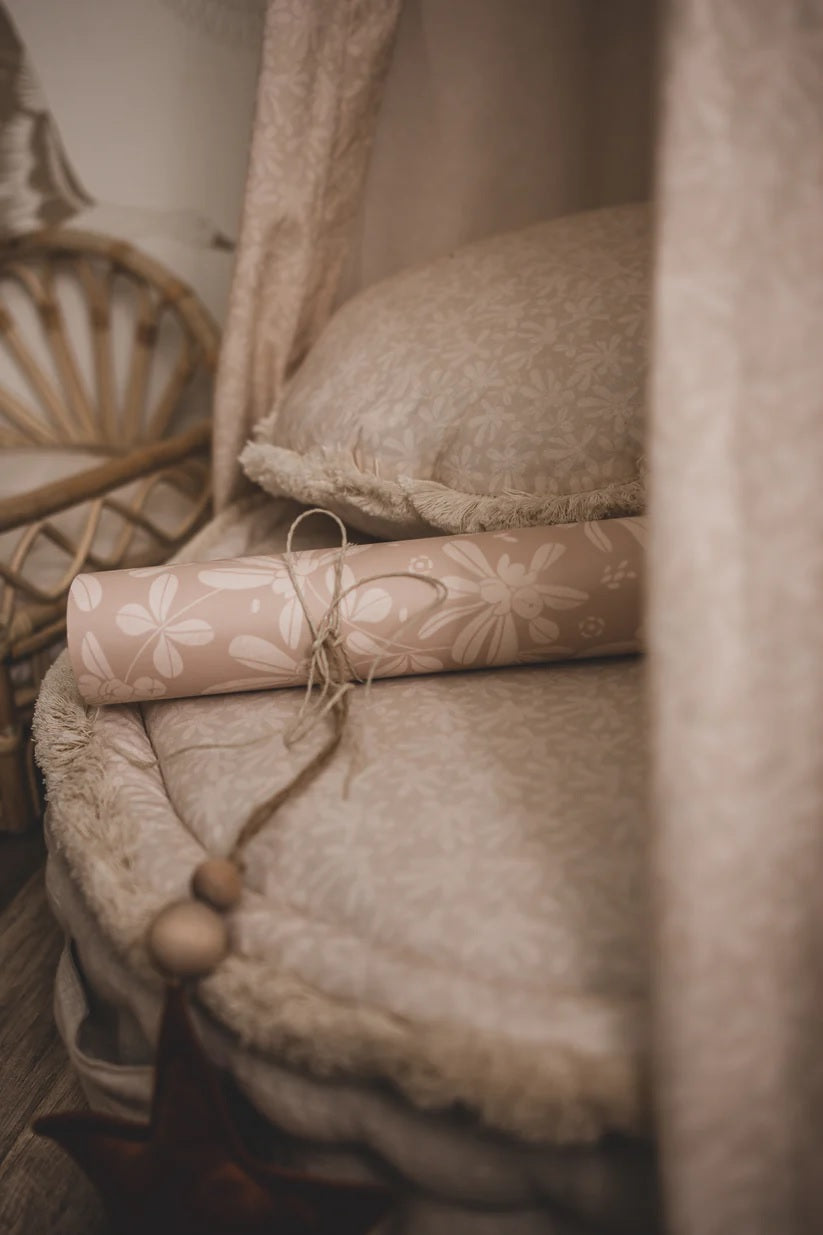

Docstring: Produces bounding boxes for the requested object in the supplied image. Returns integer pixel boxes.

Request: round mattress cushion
[46,849,657,1234]
[34,496,653,1221]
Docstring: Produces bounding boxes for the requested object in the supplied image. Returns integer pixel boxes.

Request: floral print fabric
[67,517,645,706]
[36,495,650,1146]
[243,203,650,536]
[211,0,402,507]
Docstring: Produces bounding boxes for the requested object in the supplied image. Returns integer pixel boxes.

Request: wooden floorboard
[0,827,46,917]
[0,1069,106,1235]
[0,870,109,1233]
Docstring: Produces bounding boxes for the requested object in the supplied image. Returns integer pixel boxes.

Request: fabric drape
[211,0,823,1228]
[650,3,823,1232]
[211,0,403,508]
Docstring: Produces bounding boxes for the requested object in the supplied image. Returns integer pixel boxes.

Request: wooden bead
[148,900,229,979]
[191,858,244,911]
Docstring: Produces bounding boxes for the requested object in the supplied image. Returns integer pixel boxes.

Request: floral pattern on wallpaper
[68,517,646,704]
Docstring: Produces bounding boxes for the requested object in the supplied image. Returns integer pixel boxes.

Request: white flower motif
[583,521,613,553]
[80,630,114,679]
[227,635,301,685]
[326,565,392,628]
[131,676,167,699]
[486,443,529,490]
[199,551,392,653]
[579,615,607,639]
[563,335,625,388]
[198,553,339,650]
[115,572,214,678]
[381,425,430,468]
[408,554,434,574]
[579,383,637,435]
[77,632,166,701]
[345,629,444,678]
[418,539,588,665]
[76,675,168,703]
[70,574,102,612]
[600,559,638,590]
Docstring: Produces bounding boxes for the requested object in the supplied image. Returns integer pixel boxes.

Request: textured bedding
[35,495,656,1234]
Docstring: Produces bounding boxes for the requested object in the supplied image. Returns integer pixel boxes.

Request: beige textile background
[211,0,403,509]
[650,2,823,1233]
[213,0,656,508]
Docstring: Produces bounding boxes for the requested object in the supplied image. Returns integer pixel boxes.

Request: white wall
[6,0,263,321]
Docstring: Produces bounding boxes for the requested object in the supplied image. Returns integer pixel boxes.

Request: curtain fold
[650,2,823,1232]
[212,1,823,1227]
[212,0,403,508]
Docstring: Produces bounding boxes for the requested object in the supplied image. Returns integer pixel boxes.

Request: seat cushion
[242,204,650,539]
[35,495,654,1227]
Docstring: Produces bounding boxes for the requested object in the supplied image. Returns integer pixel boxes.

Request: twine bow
[229,509,446,861]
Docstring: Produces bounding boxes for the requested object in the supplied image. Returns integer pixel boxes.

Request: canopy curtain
[212,0,655,509]
[212,0,402,508]
[651,2,823,1232]
[212,0,823,1229]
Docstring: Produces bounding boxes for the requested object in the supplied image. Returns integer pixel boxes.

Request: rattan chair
[0,230,220,831]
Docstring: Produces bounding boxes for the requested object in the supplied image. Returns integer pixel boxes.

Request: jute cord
[112,508,446,869]
[227,509,446,864]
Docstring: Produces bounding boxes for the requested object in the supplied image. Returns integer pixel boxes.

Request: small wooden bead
[148,900,229,979]
[191,858,244,911]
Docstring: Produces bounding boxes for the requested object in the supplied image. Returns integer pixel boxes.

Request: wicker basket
[0,230,220,830]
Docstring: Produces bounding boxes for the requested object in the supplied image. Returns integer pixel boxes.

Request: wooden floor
[0,863,108,1233]
[0,828,45,916]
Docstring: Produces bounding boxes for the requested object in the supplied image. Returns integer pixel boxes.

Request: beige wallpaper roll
[67,518,645,706]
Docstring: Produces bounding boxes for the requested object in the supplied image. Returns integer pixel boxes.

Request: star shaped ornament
[35,985,392,1235]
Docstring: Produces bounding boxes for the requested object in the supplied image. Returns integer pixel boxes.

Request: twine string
[226,509,446,865]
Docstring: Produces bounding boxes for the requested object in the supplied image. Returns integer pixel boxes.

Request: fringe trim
[241,443,646,538]
[36,654,648,1146]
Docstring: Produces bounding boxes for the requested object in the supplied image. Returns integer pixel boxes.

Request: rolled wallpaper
[67,518,645,706]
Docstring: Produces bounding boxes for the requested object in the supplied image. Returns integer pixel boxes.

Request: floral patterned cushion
[242,203,650,538]
[37,495,650,1210]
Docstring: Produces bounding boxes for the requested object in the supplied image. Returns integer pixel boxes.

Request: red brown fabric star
[35,984,392,1235]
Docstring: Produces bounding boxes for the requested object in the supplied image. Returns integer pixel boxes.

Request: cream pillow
[242,203,650,538]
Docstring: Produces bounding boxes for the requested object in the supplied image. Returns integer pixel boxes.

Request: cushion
[36,495,650,1147]
[47,866,657,1235]
[36,495,655,1232]
[242,204,650,539]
